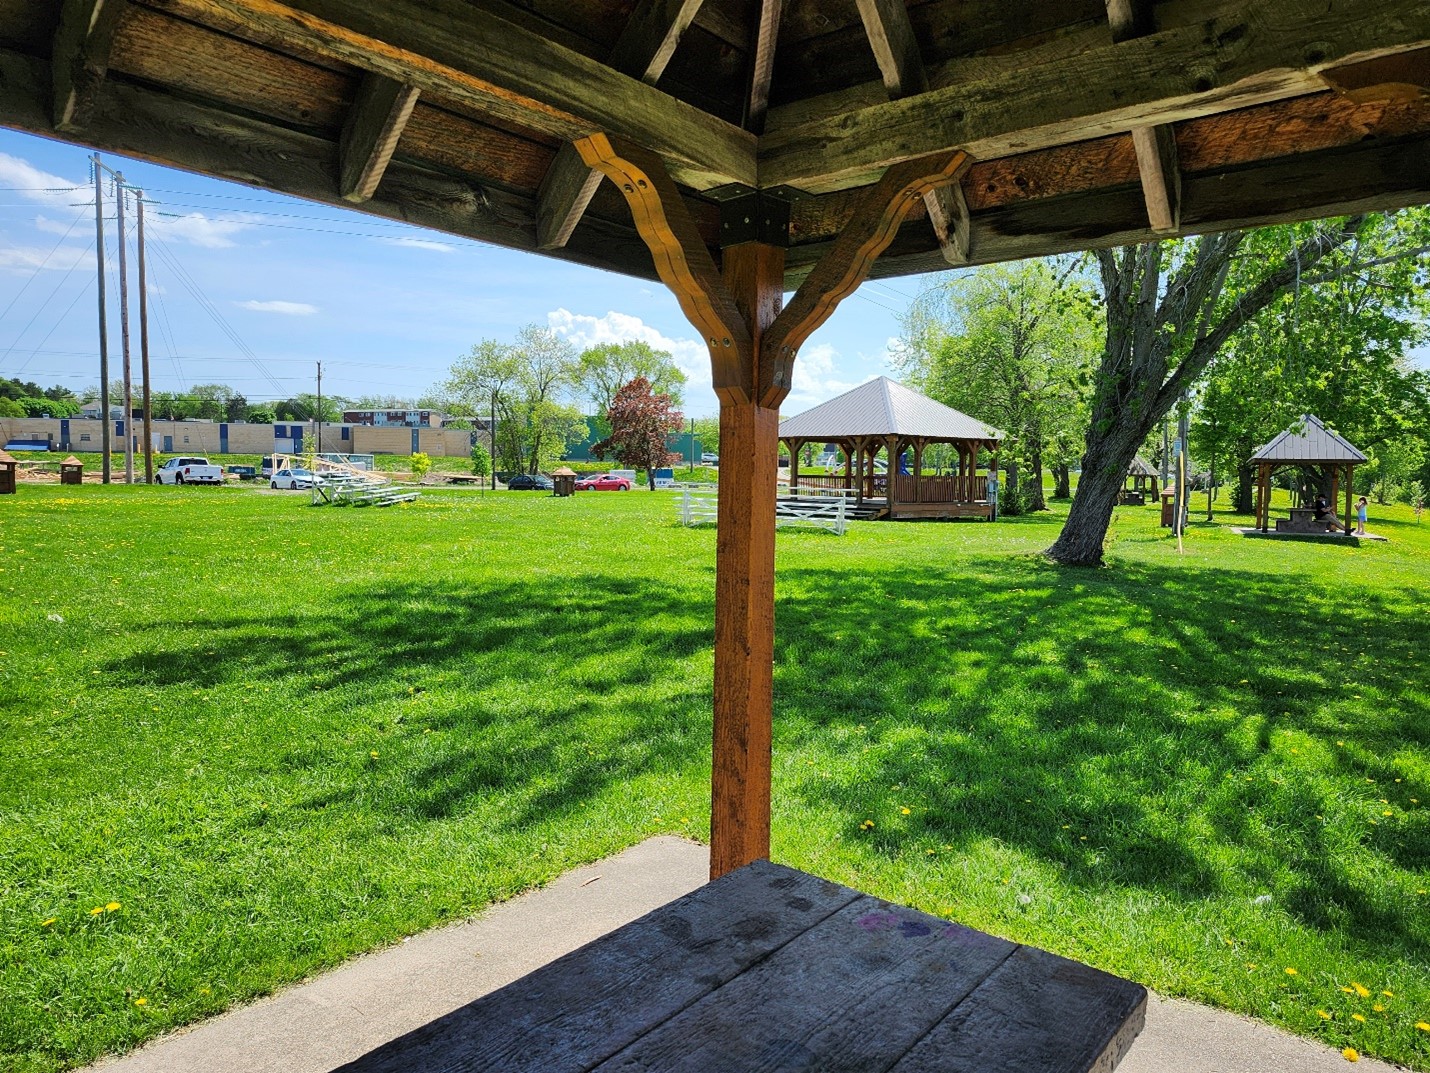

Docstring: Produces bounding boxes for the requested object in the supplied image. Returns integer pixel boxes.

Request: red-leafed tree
[593,377,684,490]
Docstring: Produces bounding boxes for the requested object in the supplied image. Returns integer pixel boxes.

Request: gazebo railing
[894,474,987,503]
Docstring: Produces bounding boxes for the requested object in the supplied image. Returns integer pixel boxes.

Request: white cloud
[0,244,92,273]
[0,153,87,212]
[786,342,864,410]
[380,236,455,253]
[236,299,318,315]
[547,308,709,387]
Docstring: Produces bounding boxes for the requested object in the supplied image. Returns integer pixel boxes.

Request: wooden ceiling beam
[1107,0,1181,233]
[853,0,972,263]
[608,0,708,84]
[538,0,708,251]
[338,71,418,202]
[760,0,1430,192]
[158,0,756,190]
[744,0,781,132]
[52,0,127,132]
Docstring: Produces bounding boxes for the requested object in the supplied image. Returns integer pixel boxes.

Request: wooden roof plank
[759,0,1430,192]
[337,71,418,202]
[160,0,756,189]
[536,139,603,249]
[608,0,708,84]
[52,0,127,131]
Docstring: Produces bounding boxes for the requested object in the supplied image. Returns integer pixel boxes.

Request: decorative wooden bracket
[761,149,969,407]
[575,132,754,401]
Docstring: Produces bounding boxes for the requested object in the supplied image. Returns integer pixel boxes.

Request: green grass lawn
[2,484,1427,1070]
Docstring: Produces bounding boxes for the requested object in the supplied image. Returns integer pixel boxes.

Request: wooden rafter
[536,141,604,250]
[338,71,419,203]
[574,132,752,397]
[608,0,708,84]
[52,0,126,132]
[760,0,1430,192]
[745,0,781,131]
[854,0,973,262]
[762,150,969,405]
[1106,0,1181,233]
[162,0,756,190]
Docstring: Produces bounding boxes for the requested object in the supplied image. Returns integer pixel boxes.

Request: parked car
[155,456,223,485]
[227,465,258,480]
[575,473,633,491]
[505,473,554,491]
[701,453,719,465]
[270,467,316,490]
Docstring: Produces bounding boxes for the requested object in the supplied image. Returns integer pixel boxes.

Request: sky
[0,128,920,420]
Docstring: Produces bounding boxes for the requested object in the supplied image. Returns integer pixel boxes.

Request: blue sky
[0,128,916,419]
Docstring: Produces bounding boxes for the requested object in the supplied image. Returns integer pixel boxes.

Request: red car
[575,473,633,491]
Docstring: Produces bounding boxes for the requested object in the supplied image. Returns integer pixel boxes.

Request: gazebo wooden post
[913,438,925,503]
[1329,465,1339,525]
[886,434,899,516]
[577,134,968,877]
[1345,463,1355,532]
[786,437,799,496]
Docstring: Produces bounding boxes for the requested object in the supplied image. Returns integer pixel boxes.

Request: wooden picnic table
[336,860,1146,1073]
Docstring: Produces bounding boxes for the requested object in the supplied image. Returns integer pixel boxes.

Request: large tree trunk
[1047,422,1154,564]
[1027,443,1048,511]
[1003,459,1021,515]
[1053,463,1071,499]
[1234,459,1255,513]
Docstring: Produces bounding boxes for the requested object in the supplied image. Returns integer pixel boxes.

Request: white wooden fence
[677,487,848,536]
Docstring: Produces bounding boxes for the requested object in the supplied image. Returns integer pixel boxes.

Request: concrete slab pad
[84,837,1404,1073]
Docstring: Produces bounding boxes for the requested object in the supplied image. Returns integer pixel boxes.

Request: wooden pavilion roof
[1127,456,1158,478]
[778,376,1002,443]
[1,1,1427,291]
[1251,414,1368,464]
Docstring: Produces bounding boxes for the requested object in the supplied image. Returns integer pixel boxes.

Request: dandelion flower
[1353,982,1371,998]
[106,902,120,911]
[1285,967,1299,976]
[1372,1005,1385,1013]
[1343,1047,1359,1062]
[1382,810,1393,817]
[1415,1022,1430,1032]
[1317,1010,1333,1020]
[1382,990,1393,997]
[134,998,147,1006]
[1352,1014,1365,1023]
[40,918,56,927]
[900,807,911,815]
[88,906,104,916]
[370,751,379,759]
[1342,986,1358,994]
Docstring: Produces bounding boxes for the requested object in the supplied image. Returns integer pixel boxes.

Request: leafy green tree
[691,415,719,457]
[593,377,684,490]
[18,395,81,418]
[275,394,344,422]
[469,440,492,479]
[897,259,1099,512]
[577,341,687,437]
[409,452,432,478]
[1048,216,1375,566]
[0,396,26,417]
[245,405,277,424]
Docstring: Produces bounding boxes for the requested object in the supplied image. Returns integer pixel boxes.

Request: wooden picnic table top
[335,859,1146,1073]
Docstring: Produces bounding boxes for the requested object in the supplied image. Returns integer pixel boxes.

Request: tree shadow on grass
[772,556,1429,962]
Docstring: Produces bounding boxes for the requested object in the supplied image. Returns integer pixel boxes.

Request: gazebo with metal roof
[1250,414,1368,533]
[779,376,1002,519]
[1120,455,1159,505]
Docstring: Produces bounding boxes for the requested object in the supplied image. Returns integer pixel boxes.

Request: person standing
[1355,495,1368,536]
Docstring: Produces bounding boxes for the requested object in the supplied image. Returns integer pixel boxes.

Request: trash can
[551,466,576,497]
[60,455,84,486]
[0,449,16,495]
[1160,487,1177,527]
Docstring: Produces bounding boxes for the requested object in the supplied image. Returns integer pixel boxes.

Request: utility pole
[115,172,134,483]
[92,154,111,484]
[136,189,154,483]
[315,361,322,455]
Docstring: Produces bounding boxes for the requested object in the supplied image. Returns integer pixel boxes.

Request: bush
[409,452,432,479]
[469,442,491,478]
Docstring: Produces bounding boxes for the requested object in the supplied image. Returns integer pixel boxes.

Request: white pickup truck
[155,456,225,485]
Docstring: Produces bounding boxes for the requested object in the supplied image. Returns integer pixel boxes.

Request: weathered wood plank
[338,71,418,202]
[855,0,927,97]
[591,896,1018,1072]
[760,0,1430,192]
[157,0,757,189]
[744,0,780,130]
[888,945,1147,1073]
[52,0,127,131]
[333,861,859,1073]
[607,0,707,83]
[0,46,659,280]
[1131,122,1180,232]
[535,139,604,250]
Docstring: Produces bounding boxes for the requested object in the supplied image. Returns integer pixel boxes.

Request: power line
[0,210,87,322]
[2,234,100,365]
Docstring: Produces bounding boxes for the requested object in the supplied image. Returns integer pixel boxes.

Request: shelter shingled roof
[779,377,1002,442]
[1127,456,1158,478]
[1251,414,1368,464]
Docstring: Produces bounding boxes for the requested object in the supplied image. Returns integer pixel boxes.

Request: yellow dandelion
[1343,1047,1359,1062]
[40,917,56,927]
[1372,1004,1385,1013]
[1317,1010,1333,1020]
[1352,1013,1365,1023]
[1415,1022,1430,1032]
[1285,967,1298,976]
[900,807,911,815]
[370,750,379,759]
[1353,982,1371,998]
[1382,990,1393,997]
[134,998,147,1006]
[88,906,104,916]
[1382,810,1393,817]
[1342,986,1358,994]
[860,820,874,830]
[105,901,120,911]
[1247,963,1258,970]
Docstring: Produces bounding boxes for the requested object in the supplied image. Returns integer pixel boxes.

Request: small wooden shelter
[0,449,15,495]
[779,377,1001,519]
[1121,456,1159,505]
[60,454,84,485]
[1251,414,1367,532]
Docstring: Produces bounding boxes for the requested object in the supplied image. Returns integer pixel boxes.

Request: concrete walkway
[88,837,1401,1073]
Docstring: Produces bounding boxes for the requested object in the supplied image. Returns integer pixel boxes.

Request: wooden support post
[1345,464,1355,533]
[787,437,800,495]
